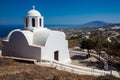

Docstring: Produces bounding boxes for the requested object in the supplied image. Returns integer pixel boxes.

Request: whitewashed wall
[41,31,71,63]
[2,31,41,61]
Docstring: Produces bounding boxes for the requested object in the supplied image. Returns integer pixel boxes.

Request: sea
[0,25,57,38]
[0,25,23,38]
[0,25,56,38]
[0,24,82,38]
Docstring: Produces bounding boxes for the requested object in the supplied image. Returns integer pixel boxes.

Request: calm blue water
[0,24,81,38]
[0,25,23,38]
[0,25,61,38]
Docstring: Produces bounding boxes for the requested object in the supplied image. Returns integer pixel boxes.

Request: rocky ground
[0,57,119,80]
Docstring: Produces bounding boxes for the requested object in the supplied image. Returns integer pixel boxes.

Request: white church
[2,6,71,63]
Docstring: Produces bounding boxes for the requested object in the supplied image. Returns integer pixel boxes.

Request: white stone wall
[41,31,71,63]
[2,31,41,61]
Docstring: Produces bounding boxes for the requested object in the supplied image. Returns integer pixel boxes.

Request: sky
[0,0,120,25]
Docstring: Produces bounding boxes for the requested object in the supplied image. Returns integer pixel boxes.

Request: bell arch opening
[32,18,35,27]
[26,18,28,27]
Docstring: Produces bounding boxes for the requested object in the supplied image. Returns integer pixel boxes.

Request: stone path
[107,31,120,43]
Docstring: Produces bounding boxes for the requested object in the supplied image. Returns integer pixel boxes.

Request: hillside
[0,57,119,80]
[80,21,110,27]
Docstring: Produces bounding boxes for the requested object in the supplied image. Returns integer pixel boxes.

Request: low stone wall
[52,61,109,76]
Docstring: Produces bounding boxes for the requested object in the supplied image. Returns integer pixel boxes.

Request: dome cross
[32,5,35,10]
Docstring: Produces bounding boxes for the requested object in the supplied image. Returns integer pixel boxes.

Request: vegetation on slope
[79,30,120,71]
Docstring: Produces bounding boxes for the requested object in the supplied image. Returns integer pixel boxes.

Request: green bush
[106,42,120,57]
[69,36,79,40]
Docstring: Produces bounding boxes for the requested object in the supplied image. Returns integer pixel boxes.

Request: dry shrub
[68,39,80,48]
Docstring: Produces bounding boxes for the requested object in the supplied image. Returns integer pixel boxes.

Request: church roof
[6,28,65,47]
[33,28,65,46]
[27,6,41,16]
[7,29,33,45]
[33,29,51,46]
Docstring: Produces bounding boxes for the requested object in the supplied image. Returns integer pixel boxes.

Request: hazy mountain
[80,21,111,27]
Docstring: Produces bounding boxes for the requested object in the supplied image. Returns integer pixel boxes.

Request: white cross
[32,5,35,10]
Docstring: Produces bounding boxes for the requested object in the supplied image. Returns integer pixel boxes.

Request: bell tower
[24,6,44,30]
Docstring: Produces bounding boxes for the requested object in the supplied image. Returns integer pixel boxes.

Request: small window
[32,18,35,27]
[39,18,41,26]
[26,18,28,27]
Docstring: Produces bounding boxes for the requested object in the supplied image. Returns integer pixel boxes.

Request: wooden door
[54,51,59,61]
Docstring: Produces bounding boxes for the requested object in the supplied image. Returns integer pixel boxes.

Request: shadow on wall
[2,31,41,61]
